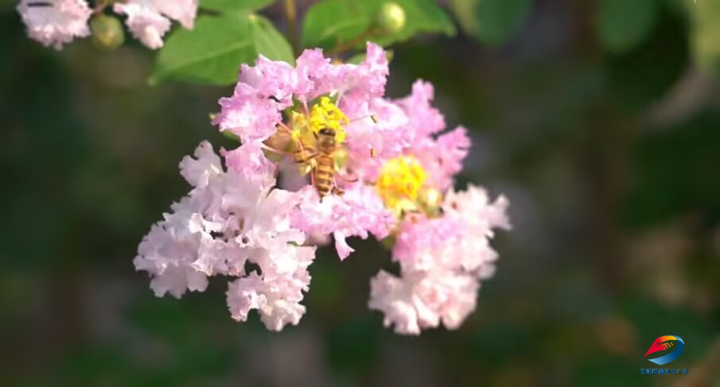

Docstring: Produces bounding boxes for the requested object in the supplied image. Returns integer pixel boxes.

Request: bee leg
[277,122,293,133]
[336,173,359,183]
[261,144,295,157]
[296,151,319,163]
[293,134,318,163]
[331,176,346,197]
[332,187,345,196]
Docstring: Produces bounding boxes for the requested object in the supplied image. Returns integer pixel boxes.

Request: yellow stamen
[376,156,428,213]
[309,97,348,143]
[287,97,349,176]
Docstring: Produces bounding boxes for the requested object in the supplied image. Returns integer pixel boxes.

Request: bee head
[316,127,336,150]
[318,128,335,137]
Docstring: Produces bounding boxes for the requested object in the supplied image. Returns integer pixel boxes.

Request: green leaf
[250,15,295,64]
[346,49,394,64]
[151,16,256,86]
[449,0,480,35]
[596,0,657,53]
[200,0,276,14]
[450,0,532,46]
[688,0,720,75]
[302,0,455,50]
[302,0,370,49]
[374,0,456,44]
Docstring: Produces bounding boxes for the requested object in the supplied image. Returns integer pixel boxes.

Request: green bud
[380,235,396,250]
[90,14,125,51]
[222,130,241,142]
[375,3,406,35]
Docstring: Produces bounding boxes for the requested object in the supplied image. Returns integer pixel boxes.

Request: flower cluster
[16,0,197,49]
[135,43,511,334]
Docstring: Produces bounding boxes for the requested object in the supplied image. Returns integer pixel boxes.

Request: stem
[92,0,107,14]
[327,28,376,57]
[283,0,299,55]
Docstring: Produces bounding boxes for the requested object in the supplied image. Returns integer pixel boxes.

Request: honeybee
[294,127,356,200]
[265,100,376,200]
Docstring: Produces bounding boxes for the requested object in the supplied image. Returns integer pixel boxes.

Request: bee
[264,101,377,201]
[294,127,356,200]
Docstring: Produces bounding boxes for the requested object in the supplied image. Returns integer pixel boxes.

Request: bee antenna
[349,115,379,123]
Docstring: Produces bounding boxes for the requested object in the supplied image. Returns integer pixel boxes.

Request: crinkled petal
[114,2,171,49]
[17,0,92,49]
[291,184,395,259]
[222,142,276,182]
[180,141,223,188]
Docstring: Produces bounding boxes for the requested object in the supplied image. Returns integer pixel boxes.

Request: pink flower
[134,205,213,298]
[369,269,479,335]
[214,43,389,143]
[135,142,317,332]
[179,141,222,188]
[212,43,395,230]
[392,215,465,266]
[397,81,446,139]
[443,184,512,237]
[227,266,311,331]
[114,3,170,49]
[216,95,282,142]
[150,0,197,29]
[222,142,276,182]
[339,81,469,191]
[222,187,315,332]
[134,42,513,334]
[342,97,409,181]
[294,48,332,100]
[411,126,471,191]
[291,184,396,260]
[238,57,298,107]
[17,0,92,49]
[114,0,198,49]
[330,42,389,100]
[368,186,510,334]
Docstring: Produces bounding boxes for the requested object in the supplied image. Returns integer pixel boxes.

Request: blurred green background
[2,0,720,386]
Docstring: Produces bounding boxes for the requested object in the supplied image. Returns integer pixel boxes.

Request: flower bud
[375,3,406,35]
[90,14,124,51]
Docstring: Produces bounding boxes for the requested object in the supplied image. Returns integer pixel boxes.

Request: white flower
[179,140,222,188]
[135,142,317,332]
[17,0,92,49]
[369,269,479,335]
[227,244,315,331]
[134,201,212,298]
[442,184,511,237]
[368,185,511,334]
[114,0,197,49]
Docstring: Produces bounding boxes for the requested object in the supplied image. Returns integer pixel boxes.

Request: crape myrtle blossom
[114,0,198,49]
[358,78,508,334]
[369,187,511,335]
[17,0,92,49]
[135,42,510,332]
[341,80,471,191]
[213,43,396,259]
[16,0,198,50]
[291,184,395,260]
[135,142,317,331]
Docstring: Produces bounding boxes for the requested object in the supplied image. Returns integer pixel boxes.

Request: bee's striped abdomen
[314,155,334,198]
